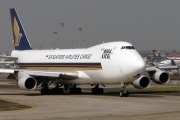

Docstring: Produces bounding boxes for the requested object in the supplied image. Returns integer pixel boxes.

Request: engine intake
[151,71,170,84]
[131,75,150,89]
[18,76,37,90]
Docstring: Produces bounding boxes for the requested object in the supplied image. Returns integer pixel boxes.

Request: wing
[0,67,83,91]
[0,68,78,80]
[145,60,179,85]
[146,59,179,72]
[146,65,178,72]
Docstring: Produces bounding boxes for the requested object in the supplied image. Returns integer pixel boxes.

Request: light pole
[82,39,85,48]
[60,23,64,27]
[71,40,74,48]
[60,23,64,49]
[53,31,58,49]
[52,43,55,49]
[59,41,62,49]
[40,43,44,49]
[78,27,82,48]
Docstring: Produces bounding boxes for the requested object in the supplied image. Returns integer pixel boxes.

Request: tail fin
[171,60,177,66]
[152,50,163,59]
[10,8,32,50]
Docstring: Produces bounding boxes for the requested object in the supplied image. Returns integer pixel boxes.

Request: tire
[41,89,45,95]
[119,91,124,97]
[91,88,95,94]
[77,88,82,94]
[41,88,49,95]
[45,89,52,94]
[99,88,104,94]
[124,91,129,97]
[70,88,81,94]
[53,88,64,94]
[58,88,64,94]
[70,88,75,94]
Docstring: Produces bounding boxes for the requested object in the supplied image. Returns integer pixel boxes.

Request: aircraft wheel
[119,91,124,97]
[119,90,129,97]
[91,88,104,94]
[70,88,81,94]
[124,91,129,97]
[99,88,104,94]
[77,88,82,93]
[52,88,64,94]
[91,88,95,94]
[41,88,51,95]
[41,89,45,95]
[70,88,74,94]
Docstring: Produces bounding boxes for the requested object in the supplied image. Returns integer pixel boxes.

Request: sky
[0,0,180,53]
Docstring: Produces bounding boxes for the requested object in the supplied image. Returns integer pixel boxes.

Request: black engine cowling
[131,75,150,89]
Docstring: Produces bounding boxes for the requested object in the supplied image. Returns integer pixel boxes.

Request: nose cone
[134,59,146,75]
[120,50,146,82]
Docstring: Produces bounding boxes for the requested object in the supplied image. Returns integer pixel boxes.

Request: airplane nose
[134,59,146,75]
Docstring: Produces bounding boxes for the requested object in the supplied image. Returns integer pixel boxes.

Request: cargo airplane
[0,8,176,97]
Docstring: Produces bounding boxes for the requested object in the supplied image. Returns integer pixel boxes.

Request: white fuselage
[11,42,146,85]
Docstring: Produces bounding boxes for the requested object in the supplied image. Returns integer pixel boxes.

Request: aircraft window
[121,46,135,49]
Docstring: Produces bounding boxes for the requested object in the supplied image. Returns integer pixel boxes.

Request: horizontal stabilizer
[0,55,18,60]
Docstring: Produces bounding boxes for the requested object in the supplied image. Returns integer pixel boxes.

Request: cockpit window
[121,46,135,49]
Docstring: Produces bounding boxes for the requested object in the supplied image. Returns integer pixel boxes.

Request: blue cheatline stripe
[18,62,102,68]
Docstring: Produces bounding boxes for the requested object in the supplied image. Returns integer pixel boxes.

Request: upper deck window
[121,46,135,49]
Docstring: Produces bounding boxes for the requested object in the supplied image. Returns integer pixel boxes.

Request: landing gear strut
[91,84,104,94]
[119,83,129,97]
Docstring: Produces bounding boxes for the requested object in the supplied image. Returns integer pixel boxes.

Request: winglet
[10,8,32,50]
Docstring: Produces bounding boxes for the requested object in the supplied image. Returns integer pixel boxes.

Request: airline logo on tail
[154,51,159,57]
[10,8,32,50]
[13,17,22,46]
[152,50,163,59]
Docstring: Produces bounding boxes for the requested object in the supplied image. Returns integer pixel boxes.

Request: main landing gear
[91,84,104,94]
[41,83,64,95]
[119,83,129,97]
[41,87,64,95]
[41,84,82,95]
[69,85,82,94]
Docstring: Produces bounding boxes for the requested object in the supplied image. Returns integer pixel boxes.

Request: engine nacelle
[151,71,170,84]
[18,76,37,90]
[131,75,150,89]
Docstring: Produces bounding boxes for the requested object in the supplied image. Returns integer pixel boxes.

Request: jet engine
[151,71,170,84]
[17,74,37,90]
[131,75,150,89]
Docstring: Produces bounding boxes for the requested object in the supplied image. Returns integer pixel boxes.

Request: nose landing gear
[119,83,129,97]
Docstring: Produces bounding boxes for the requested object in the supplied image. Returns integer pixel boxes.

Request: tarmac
[0,76,180,120]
